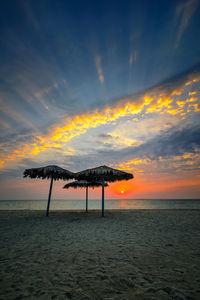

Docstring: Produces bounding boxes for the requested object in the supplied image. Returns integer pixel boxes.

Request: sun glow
[110,181,134,197]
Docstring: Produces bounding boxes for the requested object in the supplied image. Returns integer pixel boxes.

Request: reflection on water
[0,199,200,210]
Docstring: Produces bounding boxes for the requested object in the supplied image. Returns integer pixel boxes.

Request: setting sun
[110,181,134,197]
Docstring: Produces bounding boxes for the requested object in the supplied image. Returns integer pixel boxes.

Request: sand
[0,210,200,300]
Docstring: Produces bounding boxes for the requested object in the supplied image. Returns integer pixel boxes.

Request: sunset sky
[0,0,200,200]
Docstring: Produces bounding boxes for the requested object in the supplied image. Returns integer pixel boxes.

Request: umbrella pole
[102,179,104,217]
[46,177,54,217]
[86,186,88,212]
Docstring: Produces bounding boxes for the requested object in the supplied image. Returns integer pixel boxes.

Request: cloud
[68,123,200,175]
[95,55,104,83]
[104,122,200,166]
[116,150,200,176]
[20,0,40,31]
[1,121,199,192]
[176,0,198,48]
[97,133,113,139]
[0,97,36,129]
[0,118,10,129]
[0,67,199,169]
[122,122,200,167]
[50,117,200,173]
[151,124,200,157]
[129,51,137,65]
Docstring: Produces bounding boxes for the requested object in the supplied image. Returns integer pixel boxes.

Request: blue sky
[0,0,200,199]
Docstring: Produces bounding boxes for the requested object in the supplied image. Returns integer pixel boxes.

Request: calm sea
[0,199,200,210]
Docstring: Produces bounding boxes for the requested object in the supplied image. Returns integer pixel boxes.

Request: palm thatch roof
[75,165,133,182]
[23,165,75,180]
[63,180,108,189]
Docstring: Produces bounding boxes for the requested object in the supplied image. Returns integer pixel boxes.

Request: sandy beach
[0,210,200,300]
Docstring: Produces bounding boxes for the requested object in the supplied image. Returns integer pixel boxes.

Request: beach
[0,210,200,300]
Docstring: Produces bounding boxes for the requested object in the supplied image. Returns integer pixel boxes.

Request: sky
[0,0,200,200]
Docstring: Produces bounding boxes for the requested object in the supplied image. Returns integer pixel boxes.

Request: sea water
[0,199,200,210]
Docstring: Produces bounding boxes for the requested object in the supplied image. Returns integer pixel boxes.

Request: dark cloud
[96,133,113,139]
[139,123,200,159]
[63,122,200,171]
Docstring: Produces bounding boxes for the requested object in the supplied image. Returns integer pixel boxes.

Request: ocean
[0,199,200,210]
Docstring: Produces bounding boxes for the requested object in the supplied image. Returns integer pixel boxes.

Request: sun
[120,190,124,194]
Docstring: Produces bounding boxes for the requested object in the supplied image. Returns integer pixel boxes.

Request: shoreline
[1,199,200,212]
[0,208,200,213]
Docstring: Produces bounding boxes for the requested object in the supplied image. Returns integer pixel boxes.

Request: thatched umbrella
[76,165,134,217]
[23,165,75,216]
[63,180,108,212]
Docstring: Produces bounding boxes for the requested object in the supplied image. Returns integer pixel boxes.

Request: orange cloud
[188,91,197,95]
[185,78,199,86]
[112,150,200,176]
[1,73,200,169]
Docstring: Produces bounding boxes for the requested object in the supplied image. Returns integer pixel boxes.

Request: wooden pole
[46,176,53,216]
[102,179,104,217]
[86,186,88,212]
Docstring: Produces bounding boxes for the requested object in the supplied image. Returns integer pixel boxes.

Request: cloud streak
[95,55,104,83]
[176,0,198,48]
